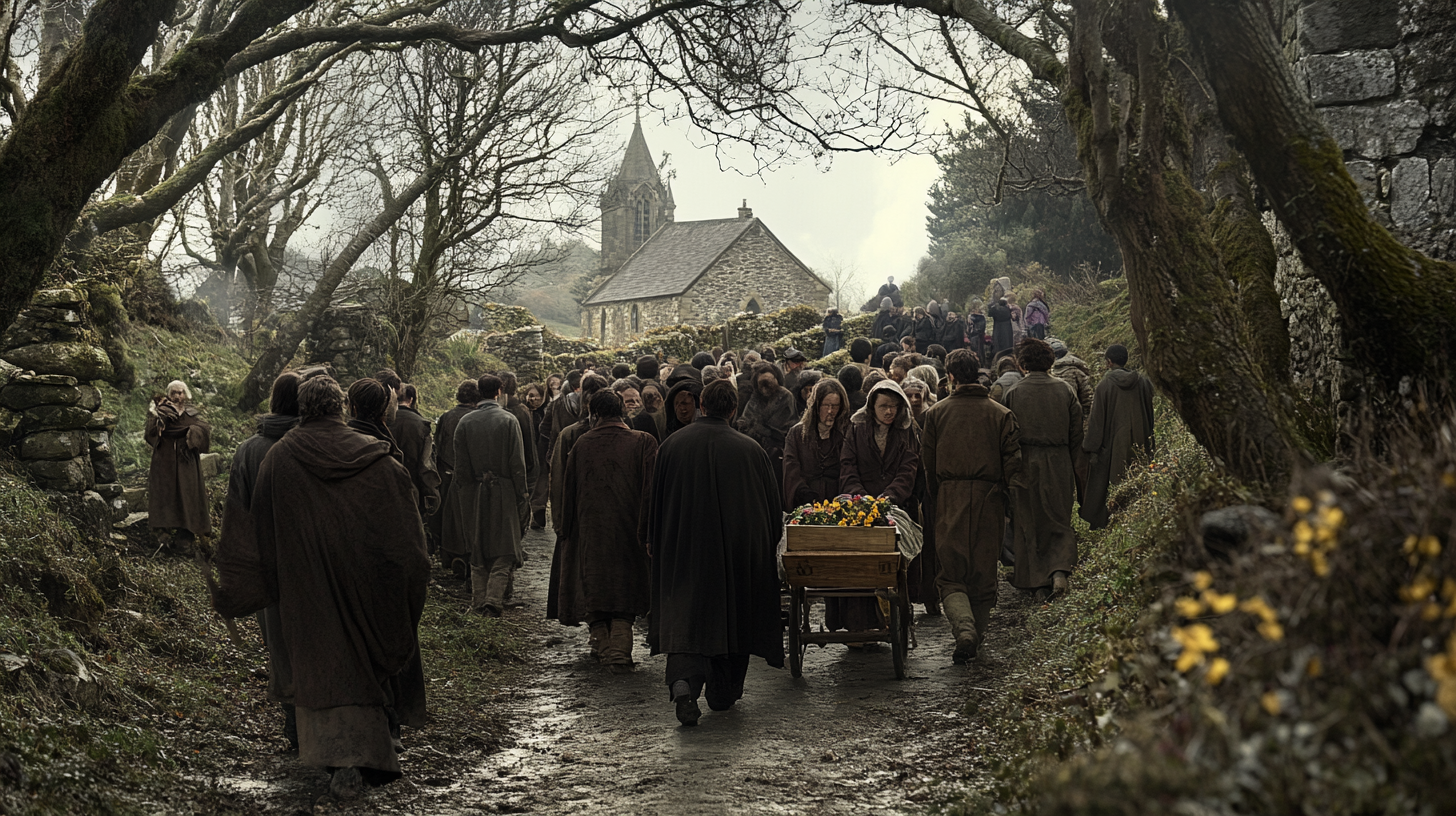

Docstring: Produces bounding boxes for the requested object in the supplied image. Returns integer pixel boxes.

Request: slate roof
[584,217,760,305]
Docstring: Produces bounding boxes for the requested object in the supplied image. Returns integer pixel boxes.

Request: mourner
[448,375,529,615]
[1081,344,1155,529]
[145,379,212,544]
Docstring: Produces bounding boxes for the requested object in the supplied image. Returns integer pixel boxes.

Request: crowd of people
[150,286,1155,798]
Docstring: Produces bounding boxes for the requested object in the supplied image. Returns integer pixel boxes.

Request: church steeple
[599,115,673,276]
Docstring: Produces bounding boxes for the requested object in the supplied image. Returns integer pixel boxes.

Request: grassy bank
[0,326,519,814]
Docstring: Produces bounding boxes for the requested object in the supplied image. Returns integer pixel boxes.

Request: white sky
[626,117,942,307]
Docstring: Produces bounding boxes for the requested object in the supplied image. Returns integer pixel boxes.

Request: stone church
[580,119,830,346]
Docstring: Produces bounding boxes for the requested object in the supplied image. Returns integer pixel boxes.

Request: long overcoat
[920,383,1024,607]
[1081,368,1155,529]
[987,301,1014,360]
[647,416,784,666]
[391,405,440,516]
[781,419,848,511]
[430,402,476,545]
[550,421,658,625]
[145,404,212,535]
[1004,373,1083,590]
[447,401,529,568]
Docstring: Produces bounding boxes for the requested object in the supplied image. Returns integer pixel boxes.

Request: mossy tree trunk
[1170,0,1456,424]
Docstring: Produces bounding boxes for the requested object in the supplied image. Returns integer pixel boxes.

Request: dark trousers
[665,653,750,711]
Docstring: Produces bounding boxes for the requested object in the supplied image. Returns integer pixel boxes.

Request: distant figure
[911,306,938,351]
[1004,338,1082,602]
[940,310,967,351]
[920,349,1024,664]
[781,346,810,396]
[966,299,988,364]
[872,297,896,343]
[649,379,783,726]
[1005,293,1025,346]
[987,297,1014,362]
[877,275,904,308]
[433,380,480,543]
[871,325,899,369]
[1024,289,1050,340]
[1081,344,1155,530]
[250,375,429,799]
[145,379,212,544]
[821,307,844,355]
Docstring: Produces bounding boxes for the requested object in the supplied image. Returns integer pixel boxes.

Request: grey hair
[165,380,192,400]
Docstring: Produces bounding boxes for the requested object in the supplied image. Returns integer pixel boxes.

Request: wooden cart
[781,524,911,680]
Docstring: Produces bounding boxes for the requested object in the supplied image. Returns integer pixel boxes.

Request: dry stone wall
[1272,0,1455,405]
[0,288,125,531]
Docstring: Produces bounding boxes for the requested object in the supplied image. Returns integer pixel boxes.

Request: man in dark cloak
[448,374,529,615]
[1004,338,1083,602]
[250,376,429,800]
[987,298,1015,361]
[533,370,583,528]
[554,390,657,672]
[213,370,302,750]
[395,383,441,520]
[920,349,1025,664]
[548,374,609,532]
[145,379,212,541]
[498,371,539,489]
[430,380,479,560]
[649,379,783,726]
[1080,344,1155,529]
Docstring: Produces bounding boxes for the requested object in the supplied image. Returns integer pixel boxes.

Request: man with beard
[449,375,529,616]
[373,370,438,517]
[213,370,302,750]
[649,379,783,726]
[431,380,479,560]
[920,349,1025,664]
[497,371,539,491]
[553,390,658,671]
[737,361,797,496]
[249,376,429,800]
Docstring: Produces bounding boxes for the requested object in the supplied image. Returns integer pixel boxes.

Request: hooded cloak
[1080,368,1155,528]
[145,403,212,535]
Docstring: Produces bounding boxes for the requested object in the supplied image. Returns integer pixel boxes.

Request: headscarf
[664,380,703,436]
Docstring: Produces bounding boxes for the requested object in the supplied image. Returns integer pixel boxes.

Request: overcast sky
[626,116,942,309]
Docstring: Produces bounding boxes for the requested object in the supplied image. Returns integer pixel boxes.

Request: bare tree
[818,257,866,313]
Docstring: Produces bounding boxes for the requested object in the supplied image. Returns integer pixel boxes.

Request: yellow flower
[1291,496,1313,514]
[1423,603,1444,622]
[1174,596,1204,618]
[1444,471,1456,490]
[1261,691,1282,716]
[1239,595,1277,623]
[1193,571,1214,591]
[837,520,847,527]
[1429,652,1455,682]
[1205,657,1230,685]
[1404,535,1419,555]
[1201,590,1238,615]
[1173,623,1218,653]
[1419,536,1442,558]
[1306,656,1323,678]
[1293,521,1314,546]
[1311,551,1330,577]
[1257,620,1285,642]
[1175,649,1203,673]
[1318,505,1345,529]
[1401,574,1438,603]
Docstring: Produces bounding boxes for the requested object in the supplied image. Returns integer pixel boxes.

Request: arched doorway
[745,298,762,314]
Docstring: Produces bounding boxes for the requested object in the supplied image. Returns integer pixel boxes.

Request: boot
[531,508,546,530]
[672,680,701,727]
[588,621,609,661]
[281,703,298,752]
[971,602,993,656]
[941,592,980,665]
[605,619,635,673]
[330,766,365,800]
[471,569,499,616]
[1050,571,1069,600]
[482,564,512,616]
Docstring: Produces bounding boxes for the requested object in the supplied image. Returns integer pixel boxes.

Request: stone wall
[305,305,386,379]
[680,223,831,323]
[1272,0,1455,404]
[582,296,680,347]
[0,288,125,531]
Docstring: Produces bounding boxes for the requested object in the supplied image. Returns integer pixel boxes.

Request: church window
[746,298,762,314]
[600,309,607,339]
[631,304,640,332]
[633,198,652,246]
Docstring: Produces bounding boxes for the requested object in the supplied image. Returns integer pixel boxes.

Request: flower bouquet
[787,495,895,528]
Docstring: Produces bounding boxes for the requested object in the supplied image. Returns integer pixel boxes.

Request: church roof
[584,217,762,305]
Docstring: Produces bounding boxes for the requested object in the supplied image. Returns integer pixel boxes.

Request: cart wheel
[889,593,907,680]
[789,587,806,678]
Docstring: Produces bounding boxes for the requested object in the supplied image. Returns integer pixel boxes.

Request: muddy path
[220,524,1037,814]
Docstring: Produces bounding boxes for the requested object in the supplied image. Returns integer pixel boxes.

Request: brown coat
[504,396,539,483]
[430,403,476,544]
[1004,372,1083,589]
[781,419,848,511]
[391,405,440,515]
[920,383,1024,606]
[839,380,919,506]
[550,421,657,625]
[1081,368,1155,529]
[145,403,212,535]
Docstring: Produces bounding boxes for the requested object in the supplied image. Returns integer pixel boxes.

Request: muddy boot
[1050,571,1069,601]
[588,621,609,661]
[971,603,993,657]
[470,570,498,616]
[281,703,298,752]
[330,766,366,800]
[531,508,546,530]
[671,680,700,727]
[942,592,980,665]
[605,619,635,674]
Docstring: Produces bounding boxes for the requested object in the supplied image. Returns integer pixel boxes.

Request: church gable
[679,221,830,323]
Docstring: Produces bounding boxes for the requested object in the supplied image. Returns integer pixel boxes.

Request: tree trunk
[1170,0,1456,407]
[1061,0,1297,486]
[235,161,449,411]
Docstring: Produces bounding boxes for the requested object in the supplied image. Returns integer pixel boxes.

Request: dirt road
[219,525,1032,814]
